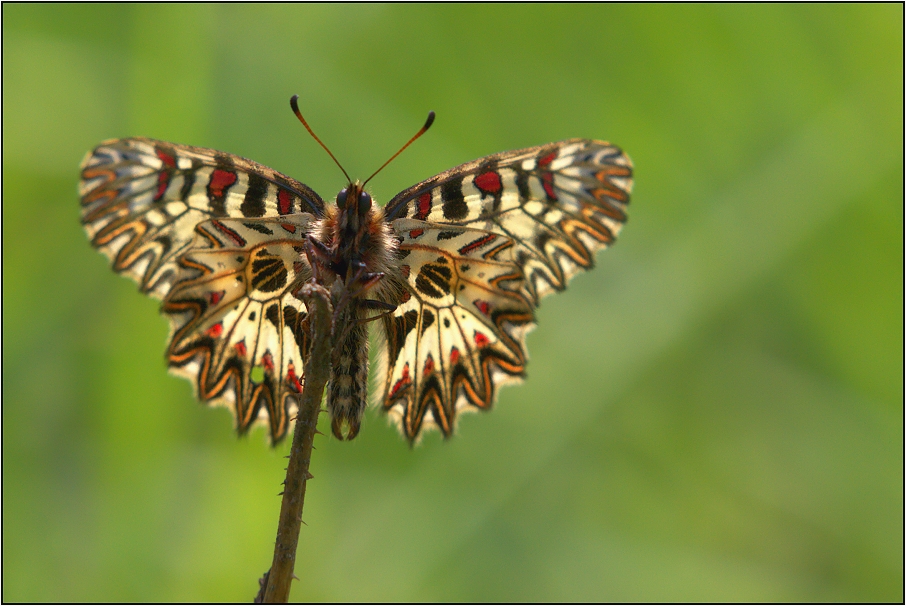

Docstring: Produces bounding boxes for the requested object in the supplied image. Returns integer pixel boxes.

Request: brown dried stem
[259,282,333,603]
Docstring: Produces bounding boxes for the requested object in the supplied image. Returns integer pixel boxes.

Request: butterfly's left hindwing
[380,139,632,440]
[162,216,316,441]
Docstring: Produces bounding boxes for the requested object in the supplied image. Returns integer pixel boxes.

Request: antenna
[290,95,351,183]
[363,111,435,187]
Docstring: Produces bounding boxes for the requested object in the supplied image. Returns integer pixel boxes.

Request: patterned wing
[79,137,324,298]
[380,139,632,440]
[378,223,534,439]
[79,138,326,442]
[162,216,315,441]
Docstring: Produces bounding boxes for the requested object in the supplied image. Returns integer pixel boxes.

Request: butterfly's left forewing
[80,137,324,298]
[379,139,632,440]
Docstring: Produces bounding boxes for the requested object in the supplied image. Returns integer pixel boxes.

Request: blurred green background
[3,4,902,602]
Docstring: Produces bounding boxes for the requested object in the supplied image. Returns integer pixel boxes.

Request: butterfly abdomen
[327,312,370,440]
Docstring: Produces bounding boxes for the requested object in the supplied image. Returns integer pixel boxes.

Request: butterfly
[79,97,632,444]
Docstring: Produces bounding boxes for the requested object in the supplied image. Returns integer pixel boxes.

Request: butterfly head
[336,180,373,234]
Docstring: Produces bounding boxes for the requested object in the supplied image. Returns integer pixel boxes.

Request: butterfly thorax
[312,183,397,290]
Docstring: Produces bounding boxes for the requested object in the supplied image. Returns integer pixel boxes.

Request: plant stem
[260,283,333,603]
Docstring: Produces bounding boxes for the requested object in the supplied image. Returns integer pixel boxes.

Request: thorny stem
[258,282,333,603]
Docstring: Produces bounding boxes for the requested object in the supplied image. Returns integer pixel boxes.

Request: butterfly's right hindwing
[377,222,535,440]
[79,137,325,299]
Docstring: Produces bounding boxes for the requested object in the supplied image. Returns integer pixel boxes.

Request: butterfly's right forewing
[384,139,632,304]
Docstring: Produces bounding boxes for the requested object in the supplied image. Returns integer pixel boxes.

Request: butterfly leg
[355,299,398,325]
[359,299,396,311]
[351,270,387,294]
[331,261,387,333]
[302,236,333,283]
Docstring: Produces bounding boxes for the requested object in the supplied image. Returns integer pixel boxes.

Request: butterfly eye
[358,191,372,216]
[336,188,348,206]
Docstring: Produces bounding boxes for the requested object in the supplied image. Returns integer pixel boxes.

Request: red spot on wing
[156,149,177,168]
[409,229,424,239]
[400,291,411,303]
[234,340,247,357]
[278,189,294,215]
[415,192,432,219]
[538,151,558,201]
[537,152,557,168]
[389,363,412,398]
[541,173,557,201]
[206,322,224,338]
[262,352,275,373]
[474,171,502,193]
[389,379,406,398]
[281,222,297,233]
[286,362,302,392]
[458,233,497,255]
[211,219,246,246]
[474,299,491,316]
[423,355,435,375]
[155,172,170,201]
[209,290,224,305]
[474,331,490,347]
[209,169,237,199]
[450,347,460,365]
[400,264,410,278]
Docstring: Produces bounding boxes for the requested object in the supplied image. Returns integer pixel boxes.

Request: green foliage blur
[3,4,902,602]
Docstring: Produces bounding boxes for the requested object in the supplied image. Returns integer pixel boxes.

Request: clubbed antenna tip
[290,95,351,183]
[364,110,436,186]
